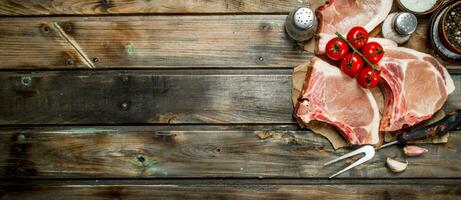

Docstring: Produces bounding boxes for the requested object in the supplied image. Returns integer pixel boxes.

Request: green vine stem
[335,32,381,73]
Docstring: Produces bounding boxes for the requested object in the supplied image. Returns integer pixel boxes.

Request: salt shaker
[382,12,418,44]
[285,7,317,42]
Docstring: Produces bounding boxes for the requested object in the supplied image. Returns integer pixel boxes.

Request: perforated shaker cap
[293,7,315,30]
[394,12,418,35]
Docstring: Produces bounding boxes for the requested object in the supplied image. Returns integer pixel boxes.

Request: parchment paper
[292,62,448,149]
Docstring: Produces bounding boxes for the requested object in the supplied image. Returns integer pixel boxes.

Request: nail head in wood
[121,102,129,111]
[21,76,32,86]
[137,155,145,163]
[64,23,73,33]
[261,24,270,31]
[66,59,74,65]
[41,25,50,34]
[17,133,25,141]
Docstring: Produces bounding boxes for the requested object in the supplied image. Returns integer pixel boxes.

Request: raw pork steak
[315,0,393,54]
[295,57,380,145]
[379,47,455,131]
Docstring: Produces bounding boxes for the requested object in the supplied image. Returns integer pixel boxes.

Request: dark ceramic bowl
[439,1,461,55]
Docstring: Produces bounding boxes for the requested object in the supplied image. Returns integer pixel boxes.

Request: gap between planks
[2,178,461,186]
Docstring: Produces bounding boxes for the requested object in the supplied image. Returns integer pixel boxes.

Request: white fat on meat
[315,0,393,54]
[295,57,380,145]
[379,47,455,131]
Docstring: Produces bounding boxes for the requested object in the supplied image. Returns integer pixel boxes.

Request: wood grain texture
[1,16,458,71]
[0,69,293,124]
[0,16,310,69]
[1,181,460,200]
[0,70,460,125]
[0,0,316,15]
[0,20,89,69]
[0,125,460,178]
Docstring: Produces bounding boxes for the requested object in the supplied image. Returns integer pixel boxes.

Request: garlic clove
[386,157,408,173]
[403,145,428,157]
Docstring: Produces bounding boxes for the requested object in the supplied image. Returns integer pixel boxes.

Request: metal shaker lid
[293,7,315,30]
[393,12,418,35]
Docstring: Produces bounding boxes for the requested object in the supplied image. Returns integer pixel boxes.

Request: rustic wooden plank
[0,70,460,125]
[0,180,460,200]
[0,125,460,178]
[0,0,314,15]
[0,20,90,69]
[1,16,459,71]
[0,69,293,124]
[0,16,309,69]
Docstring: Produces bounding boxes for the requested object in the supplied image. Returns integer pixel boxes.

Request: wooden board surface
[0,0,316,15]
[1,0,461,198]
[0,69,292,124]
[1,16,460,71]
[0,70,459,125]
[0,16,310,69]
[1,180,460,200]
[1,125,460,179]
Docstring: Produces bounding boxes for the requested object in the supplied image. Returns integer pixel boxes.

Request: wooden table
[0,1,460,199]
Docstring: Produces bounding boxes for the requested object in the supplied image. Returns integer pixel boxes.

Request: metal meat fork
[324,109,461,178]
[324,145,375,178]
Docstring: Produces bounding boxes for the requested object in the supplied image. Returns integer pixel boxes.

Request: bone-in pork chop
[295,57,380,145]
[315,0,393,54]
[379,47,455,131]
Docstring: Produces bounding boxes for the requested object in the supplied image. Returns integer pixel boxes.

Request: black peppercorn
[444,6,461,49]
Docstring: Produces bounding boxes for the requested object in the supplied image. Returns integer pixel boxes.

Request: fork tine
[325,145,376,178]
[324,145,370,166]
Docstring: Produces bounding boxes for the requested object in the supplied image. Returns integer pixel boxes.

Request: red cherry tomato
[347,26,369,50]
[361,42,384,64]
[325,37,349,61]
[356,67,381,89]
[340,53,364,77]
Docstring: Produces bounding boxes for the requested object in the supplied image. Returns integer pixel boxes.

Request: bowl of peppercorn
[440,1,461,55]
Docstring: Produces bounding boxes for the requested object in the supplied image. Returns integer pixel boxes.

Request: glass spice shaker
[285,7,318,42]
[382,12,418,44]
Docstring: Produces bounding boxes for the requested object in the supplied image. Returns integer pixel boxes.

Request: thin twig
[53,22,95,69]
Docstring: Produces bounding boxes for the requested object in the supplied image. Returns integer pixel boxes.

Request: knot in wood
[100,0,112,9]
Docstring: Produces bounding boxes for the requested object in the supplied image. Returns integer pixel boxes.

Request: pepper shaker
[285,7,318,42]
[382,12,418,44]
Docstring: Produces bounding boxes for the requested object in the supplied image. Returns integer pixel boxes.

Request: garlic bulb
[404,146,428,157]
[386,157,408,173]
